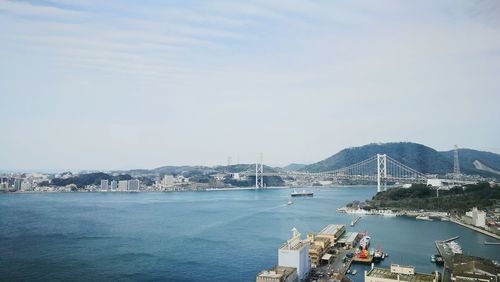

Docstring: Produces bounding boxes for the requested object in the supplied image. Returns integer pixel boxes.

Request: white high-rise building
[100,180,109,191]
[278,228,311,281]
[471,207,486,228]
[13,179,22,191]
[110,180,118,191]
[161,175,175,187]
[118,180,128,191]
[128,179,140,191]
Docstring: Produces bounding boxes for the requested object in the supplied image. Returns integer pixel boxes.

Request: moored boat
[291,189,313,197]
[416,215,433,221]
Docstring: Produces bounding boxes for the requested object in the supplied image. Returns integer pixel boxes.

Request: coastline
[449,218,500,240]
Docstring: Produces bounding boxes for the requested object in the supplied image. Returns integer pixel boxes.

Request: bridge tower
[255,153,264,188]
[377,154,387,192]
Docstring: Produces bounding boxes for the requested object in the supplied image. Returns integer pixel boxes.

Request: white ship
[416,215,433,221]
[291,189,313,197]
[359,235,371,249]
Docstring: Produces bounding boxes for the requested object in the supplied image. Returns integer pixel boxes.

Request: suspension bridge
[241,154,431,192]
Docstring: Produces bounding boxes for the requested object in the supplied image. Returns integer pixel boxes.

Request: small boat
[373,245,384,262]
[435,255,444,266]
[291,189,313,197]
[431,255,436,263]
[359,235,371,249]
[441,217,450,221]
[287,200,293,205]
[416,215,433,221]
[351,270,357,275]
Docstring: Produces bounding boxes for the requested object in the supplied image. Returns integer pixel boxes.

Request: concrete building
[162,175,175,187]
[278,228,311,281]
[306,234,331,267]
[110,180,118,191]
[365,264,438,282]
[451,254,499,282]
[317,224,346,244]
[337,232,360,248]
[100,180,109,191]
[256,266,298,282]
[118,180,128,191]
[471,207,486,228]
[14,179,22,191]
[20,181,32,192]
[128,179,140,191]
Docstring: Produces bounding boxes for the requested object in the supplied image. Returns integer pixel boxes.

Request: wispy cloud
[1,0,500,170]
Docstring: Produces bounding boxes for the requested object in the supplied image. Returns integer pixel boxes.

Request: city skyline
[1,0,500,171]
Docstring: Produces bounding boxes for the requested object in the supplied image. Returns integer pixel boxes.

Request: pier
[443,236,459,243]
[449,218,500,240]
[484,241,500,245]
[350,216,361,227]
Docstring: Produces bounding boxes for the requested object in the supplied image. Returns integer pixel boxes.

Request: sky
[1,0,500,171]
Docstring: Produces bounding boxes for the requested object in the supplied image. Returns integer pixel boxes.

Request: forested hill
[301,142,500,177]
[366,183,500,212]
[302,142,451,174]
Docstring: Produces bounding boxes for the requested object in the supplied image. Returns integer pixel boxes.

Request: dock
[352,254,373,264]
[449,218,500,240]
[443,236,459,243]
[484,241,500,245]
[350,216,361,227]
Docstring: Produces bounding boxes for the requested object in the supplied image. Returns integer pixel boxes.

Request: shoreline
[338,206,500,241]
[449,218,500,240]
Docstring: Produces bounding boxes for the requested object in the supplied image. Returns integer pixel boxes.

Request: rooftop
[318,224,345,236]
[366,267,436,282]
[257,266,297,279]
[338,232,359,244]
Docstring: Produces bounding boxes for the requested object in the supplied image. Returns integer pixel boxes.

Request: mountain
[440,149,500,176]
[283,163,307,171]
[302,142,500,177]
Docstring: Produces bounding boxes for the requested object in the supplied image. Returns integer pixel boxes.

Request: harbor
[2,186,499,282]
[257,223,392,281]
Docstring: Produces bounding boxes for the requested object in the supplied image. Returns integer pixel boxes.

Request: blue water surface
[1,186,498,281]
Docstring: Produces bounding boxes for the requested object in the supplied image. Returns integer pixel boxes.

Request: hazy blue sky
[1,0,500,171]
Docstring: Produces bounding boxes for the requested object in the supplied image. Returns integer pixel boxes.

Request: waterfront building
[278,228,310,281]
[128,179,140,191]
[337,232,360,248]
[256,266,298,282]
[13,179,22,191]
[471,207,486,228]
[161,175,175,187]
[306,234,331,267]
[364,264,438,282]
[464,207,487,228]
[110,180,117,191]
[20,181,32,191]
[317,224,345,244]
[100,180,109,191]
[118,180,128,191]
[451,254,499,282]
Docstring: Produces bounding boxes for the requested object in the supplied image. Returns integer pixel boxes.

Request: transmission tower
[453,145,460,179]
[255,153,264,188]
[377,154,387,193]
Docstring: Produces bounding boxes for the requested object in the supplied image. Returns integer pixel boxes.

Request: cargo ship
[291,189,313,197]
